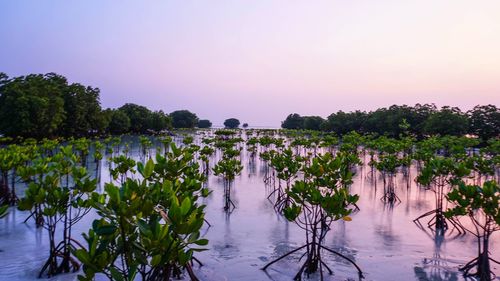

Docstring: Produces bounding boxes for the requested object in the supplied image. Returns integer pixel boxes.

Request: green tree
[197,119,212,128]
[0,73,66,138]
[424,106,469,136]
[302,116,324,131]
[59,84,102,137]
[281,113,304,129]
[149,110,172,133]
[223,118,240,129]
[468,104,500,141]
[170,110,198,128]
[322,111,366,134]
[108,110,131,135]
[118,103,153,133]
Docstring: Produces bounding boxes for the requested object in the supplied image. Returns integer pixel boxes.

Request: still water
[0,136,499,281]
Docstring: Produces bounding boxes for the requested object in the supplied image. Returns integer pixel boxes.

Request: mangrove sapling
[0,145,24,205]
[375,154,402,204]
[70,138,91,168]
[150,142,211,225]
[18,149,97,277]
[481,139,500,184]
[213,157,243,211]
[213,140,243,211]
[109,155,136,184]
[199,145,215,175]
[17,156,53,227]
[259,150,277,186]
[93,141,104,181]
[246,137,259,160]
[269,148,303,211]
[466,154,496,186]
[319,135,338,155]
[262,152,363,281]
[139,135,153,159]
[414,157,470,234]
[76,155,209,281]
[445,180,500,281]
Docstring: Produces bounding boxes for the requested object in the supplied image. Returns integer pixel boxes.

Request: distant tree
[118,103,153,133]
[319,104,439,137]
[468,105,500,140]
[108,110,131,134]
[96,109,113,134]
[321,111,366,135]
[224,118,240,129]
[197,119,212,128]
[0,73,66,138]
[59,83,102,137]
[281,113,304,129]
[424,106,469,136]
[364,105,416,137]
[412,103,437,137]
[242,123,249,128]
[303,116,324,131]
[170,110,198,128]
[149,110,172,132]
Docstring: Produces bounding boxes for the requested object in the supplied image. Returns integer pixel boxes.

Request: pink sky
[1,1,499,126]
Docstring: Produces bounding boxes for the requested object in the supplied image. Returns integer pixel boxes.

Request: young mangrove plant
[76,154,208,281]
[268,148,303,212]
[445,180,500,281]
[18,146,97,277]
[262,152,363,281]
[415,157,470,234]
[213,143,243,212]
[0,145,26,205]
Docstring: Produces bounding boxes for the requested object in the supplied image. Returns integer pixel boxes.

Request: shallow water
[1,137,499,281]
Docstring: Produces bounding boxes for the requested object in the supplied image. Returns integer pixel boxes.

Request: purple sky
[1,1,499,127]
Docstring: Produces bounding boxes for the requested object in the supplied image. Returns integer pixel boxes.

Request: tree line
[0,73,214,139]
[282,104,500,140]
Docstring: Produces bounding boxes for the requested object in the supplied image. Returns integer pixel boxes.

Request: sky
[1,1,499,127]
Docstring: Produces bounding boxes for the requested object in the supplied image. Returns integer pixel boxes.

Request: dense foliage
[0,73,211,139]
[282,104,500,140]
[197,119,212,128]
[223,118,240,129]
[171,110,199,129]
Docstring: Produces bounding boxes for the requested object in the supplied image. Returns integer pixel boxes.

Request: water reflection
[414,231,460,281]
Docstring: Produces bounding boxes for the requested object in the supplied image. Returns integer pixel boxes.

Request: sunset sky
[1,1,499,127]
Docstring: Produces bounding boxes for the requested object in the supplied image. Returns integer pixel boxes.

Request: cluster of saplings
[0,72,248,139]
[282,103,500,141]
[0,127,499,281]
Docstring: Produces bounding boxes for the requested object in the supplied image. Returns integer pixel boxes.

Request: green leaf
[180,197,191,216]
[144,159,155,179]
[151,254,162,267]
[110,267,124,281]
[193,239,208,246]
[94,224,117,236]
[74,249,91,265]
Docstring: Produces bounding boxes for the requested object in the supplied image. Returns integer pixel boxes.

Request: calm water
[0,136,499,281]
